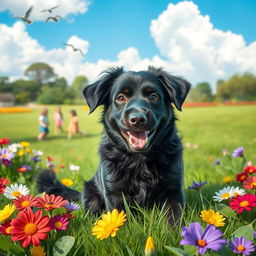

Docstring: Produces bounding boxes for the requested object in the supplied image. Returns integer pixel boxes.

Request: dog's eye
[149,93,159,102]
[116,94,127,103]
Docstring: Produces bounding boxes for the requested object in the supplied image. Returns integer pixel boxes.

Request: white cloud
[0,0,89,21]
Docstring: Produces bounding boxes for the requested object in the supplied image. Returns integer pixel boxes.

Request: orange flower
[244,166,256,174]
[0,220,13,235]
[10,208,50,247]
[14,194,37,211]
[243,176,256,190]
[35,194,67,211]
[236,172,248,183]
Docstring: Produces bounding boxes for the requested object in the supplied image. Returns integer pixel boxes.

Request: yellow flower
[17,149,25,156]
[26,147,32,153]
[30,245,46,256]
[61,178,73,187]
[223,176,232,184]
[200,209,226,227]
[20,141,30,147]
[92,209,127,240]
[145,236,155,256]
[0,204,16,223]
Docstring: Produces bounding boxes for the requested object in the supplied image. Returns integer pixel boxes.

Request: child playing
[38,108,49,141]
[53,106,64,135]
[67,110,85,139]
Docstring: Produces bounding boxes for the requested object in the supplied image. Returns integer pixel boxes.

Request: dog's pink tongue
[128,131,148,149]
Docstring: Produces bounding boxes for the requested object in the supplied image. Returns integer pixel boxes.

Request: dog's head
[83,66,191,152]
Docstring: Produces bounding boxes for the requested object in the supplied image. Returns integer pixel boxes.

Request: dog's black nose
[129,113,147,127]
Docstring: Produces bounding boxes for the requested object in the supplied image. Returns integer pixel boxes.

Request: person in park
[53,106,64,135]
[38,108,49,141]
[67,109,85,139]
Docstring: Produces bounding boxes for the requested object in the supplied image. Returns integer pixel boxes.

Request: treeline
[187,72,256,102]
[0,62,88,105]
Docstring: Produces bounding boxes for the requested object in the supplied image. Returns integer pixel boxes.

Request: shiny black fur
[37,66,191,223]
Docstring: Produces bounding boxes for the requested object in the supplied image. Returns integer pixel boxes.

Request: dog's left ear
[83,67,124,113]
[148,66,191,111]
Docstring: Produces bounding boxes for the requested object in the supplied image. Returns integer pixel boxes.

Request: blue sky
[0,0,256,85]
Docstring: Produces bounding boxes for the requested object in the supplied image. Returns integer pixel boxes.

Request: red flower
[0,177,10,185]
[49,215,69,231]
[0,138,10,145]
[0,184,6,194]
[229,194,256,213]
[35,194,67,211]
[47,156,54,161]
[62,212,74,220]
[236,172,248,183]
[59,164,65,168]
[244,166,256,174]
[10,208,50,247]
[14,194,37,211]
[0,220,13,235]
[243,176,256,190]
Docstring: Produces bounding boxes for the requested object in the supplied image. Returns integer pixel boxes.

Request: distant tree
[55,77,68,90]
[37,87,65,104]
[24,62,55,86]
[71,75,88,98]
[0,76,11,92]
[187,82,213,102]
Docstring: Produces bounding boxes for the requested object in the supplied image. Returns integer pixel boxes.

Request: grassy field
[0,105,256,255]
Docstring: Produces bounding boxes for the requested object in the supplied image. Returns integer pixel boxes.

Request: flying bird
[62,43,85,57]
[14,5,33,24]
[45,15,63,23]
[41,5,60,13]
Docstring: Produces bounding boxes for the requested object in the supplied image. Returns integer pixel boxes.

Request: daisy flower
[213,186,245,202]
[69,164,80,172]
[61,178,73,187]
[0,148,15,166]
[4,183,30,199]
[236,172,249,183]
[30,245,46,256]
[8,143,21,153]
[92,209,127,240]
[0,204,16,223]
[32,149,44,156]
[200,210,226,227]
[0,220,13,235]
[232,146,244,158]
[145,236,155,256]
[35,194,67,211]
[11,208,50,247]
[244,165,256,174]
[230,237,255,256]
[243,176,256,190]
[188,181,207,191]
[49,214,69,231]
[64,201,80,212]
[180,222,226,255]
[229,194,256,213]
[14,194,37,210]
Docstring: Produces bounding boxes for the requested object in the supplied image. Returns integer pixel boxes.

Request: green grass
[1,105,256,255]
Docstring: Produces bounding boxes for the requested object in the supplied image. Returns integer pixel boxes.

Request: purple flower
[230,237,255,256]
[46,161,54,168]
[232,146,244,158]
[64,201,80,212]
[214,159,221,165]
[188,181,207,191]
[30,156,41,162]
[180,222,226,255]
[0,148,15,166]
[254,231,256,239]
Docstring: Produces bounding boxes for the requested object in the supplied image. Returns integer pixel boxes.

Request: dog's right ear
[83,67,124,113]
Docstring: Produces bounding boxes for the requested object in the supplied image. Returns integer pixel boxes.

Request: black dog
[37,66,191,223]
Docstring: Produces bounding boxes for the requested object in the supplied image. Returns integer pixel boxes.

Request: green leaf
[53,236,75,256]
[183,245,197,254]
[0,235,24,255]
[232,224,254,240]
[164,246,192,256]
[216,203,236,218]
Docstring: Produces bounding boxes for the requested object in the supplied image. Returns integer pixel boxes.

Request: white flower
[213,186,246,202]
[32,150,44,156]
[8,143,21,153]
[4,183,30,199]
[69,164,80,172]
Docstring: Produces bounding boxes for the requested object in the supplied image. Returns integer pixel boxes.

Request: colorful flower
[35,194,67,211]
[32,150,43,156]
[229,194,256,213]
[14,194,37,210]
[0,177,10,185]
[230,237,255,256]
[180,222,226,255]
[17,164,32,173]
[17,149,25,156]
[222,149,228,156]
[4,183,30,199]
[49,215,69,231]
[29,245,46,256]
[213,186,245,202]
[69,164,80,172]
[64,201,80,212]
[8,143,21,153]
[0,204,16,223]
[31,156,41,162]
[92,209,127,240]
[47,156,54,161]
[0,184,6,194]
[232,146,244,158]
[200,210,226,227]
[0,147,15,166]
[223,176,232,184]
[11,208,50,247]
[61,178,73,187]
[0,138,10,145]
[214,159,221,165]
[145,236,155,256]
[0,220,13,235]
[236,172,249,183]
[20,141,30,147]
[46,161,54,168]
[244,165,256,174]
[188,181,207,191]
[243,176,256,190]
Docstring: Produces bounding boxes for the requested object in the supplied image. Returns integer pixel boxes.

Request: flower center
[197,239,207,247]
[12,191,21,197]
[6,226,13,234]
[237,245,245,252]
[1,154,7,158]
[21,200,30,207]
[251,182,256,188]
[240,175,246,180]
[24,223,38,235]
[45,202,56,208]
[221,192,230,199]
[54,221,63,229]
[240,200,249,207]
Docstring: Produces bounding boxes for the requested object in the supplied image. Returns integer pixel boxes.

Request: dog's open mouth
[121,130,151,150]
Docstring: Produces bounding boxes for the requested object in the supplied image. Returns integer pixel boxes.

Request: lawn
[0,104,256,255]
